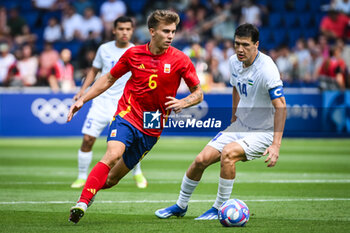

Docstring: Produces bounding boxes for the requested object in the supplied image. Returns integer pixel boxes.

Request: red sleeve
[180,55,200,87]
[110,49,131,79]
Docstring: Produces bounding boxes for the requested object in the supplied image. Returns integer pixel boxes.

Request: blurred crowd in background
[0,0,349,93]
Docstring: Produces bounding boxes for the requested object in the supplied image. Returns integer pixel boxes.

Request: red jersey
[110,44,200,137]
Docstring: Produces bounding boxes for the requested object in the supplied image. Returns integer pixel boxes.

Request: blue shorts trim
[107,115,158,169]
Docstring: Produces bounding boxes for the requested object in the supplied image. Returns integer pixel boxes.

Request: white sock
[213,177,234,209]
[176,174,199,210]
[77,150,93,180]
[132,162,142,176]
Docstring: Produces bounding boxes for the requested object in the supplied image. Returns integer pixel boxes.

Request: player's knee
[193,154,212,170]
[105,176,119,187]
[102,150,122,168]
[221,146,241,164]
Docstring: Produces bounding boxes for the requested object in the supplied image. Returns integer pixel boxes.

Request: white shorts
[207,119,273,160]
[82,95,119,138]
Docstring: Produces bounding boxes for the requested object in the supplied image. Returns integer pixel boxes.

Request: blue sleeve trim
[269,86,284,100]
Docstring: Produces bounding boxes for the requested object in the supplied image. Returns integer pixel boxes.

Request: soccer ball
[218,199,250,227]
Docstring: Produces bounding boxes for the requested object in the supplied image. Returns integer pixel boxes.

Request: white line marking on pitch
[0,198,349,205]
[2,179,350,185]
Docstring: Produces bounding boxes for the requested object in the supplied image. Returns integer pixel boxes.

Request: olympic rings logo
[31,98,73,124]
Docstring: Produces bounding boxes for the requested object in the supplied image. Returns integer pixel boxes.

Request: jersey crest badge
[248,79,254,86]
[164,64,171,73]
[110,129,117,137]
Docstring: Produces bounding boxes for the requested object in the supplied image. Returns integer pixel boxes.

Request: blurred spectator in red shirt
[318,46,347,90]
[320,9,350,40]
[36,42,60,91]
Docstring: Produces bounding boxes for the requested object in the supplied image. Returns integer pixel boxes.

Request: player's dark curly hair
[114,16,134,28]
[235,23,259,43]
[147,10,180,29]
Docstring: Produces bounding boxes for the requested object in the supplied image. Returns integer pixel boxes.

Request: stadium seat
[268,13,283,28]
[287,29,302,47]
[309,0,321,12]
[297,13,312,28]
[23,12,38,28]
[269,0,286,12]
[258,27,272,45]
[284,12,298,28]
[272,29,287,47]
[125,0,147,15]
[294,0,308,12]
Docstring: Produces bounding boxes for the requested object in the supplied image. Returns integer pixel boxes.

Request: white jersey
[229,52,282,130]
[92,41,133,100]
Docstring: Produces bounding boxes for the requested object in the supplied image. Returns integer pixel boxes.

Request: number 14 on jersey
[237,82,247,97]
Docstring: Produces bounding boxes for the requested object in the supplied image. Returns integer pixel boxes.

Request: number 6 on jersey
[149,74,158,89]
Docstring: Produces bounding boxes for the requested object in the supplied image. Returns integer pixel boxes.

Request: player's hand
[67,99,84,122]
[165,96,184,114]
[263,144,280,167]
[73,90,84,102]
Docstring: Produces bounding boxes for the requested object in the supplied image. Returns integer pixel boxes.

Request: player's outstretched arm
[263,96,287,167]
[67,72,116,122]
[73,67,101,101]
[165,84,203,113]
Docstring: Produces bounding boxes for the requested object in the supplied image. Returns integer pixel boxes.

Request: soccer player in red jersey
[67,10,203,224]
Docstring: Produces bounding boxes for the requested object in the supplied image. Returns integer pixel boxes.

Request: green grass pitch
[0,137,349,233]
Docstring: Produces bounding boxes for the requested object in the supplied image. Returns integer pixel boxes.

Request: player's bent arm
[231,87,240,123]
[74,67,101,101]
[165,84,203,114]
[80,72,116,104]
[67,72,116,122]
[182,84,204,108]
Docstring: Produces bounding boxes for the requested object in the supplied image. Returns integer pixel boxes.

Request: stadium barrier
[0,88,349,137]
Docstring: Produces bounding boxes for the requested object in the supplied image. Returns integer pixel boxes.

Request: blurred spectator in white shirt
[80,7,103,41]
[332,0,350,15]
[32,0,57,10]
[61,5,83,41]
[295,38,312,81]
[44,17,62,42]
[100,0,127,40]
[276,46,296,83]
[4,44,38,87]
[240,0,261,27]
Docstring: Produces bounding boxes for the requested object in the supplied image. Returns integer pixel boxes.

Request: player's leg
[69,140,126,223]
[195,142,246,220]
[132,162,148,188]
[155,145,220,219]
[71,134,96,188]
[72,100,106,188]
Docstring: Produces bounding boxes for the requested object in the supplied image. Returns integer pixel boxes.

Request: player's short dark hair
[113,16,134,28]
[147,10,180,29]
[234,23,259,43]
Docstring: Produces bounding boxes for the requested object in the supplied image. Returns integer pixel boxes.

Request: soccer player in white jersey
[155,23,287,220]
[71,16,148,189]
